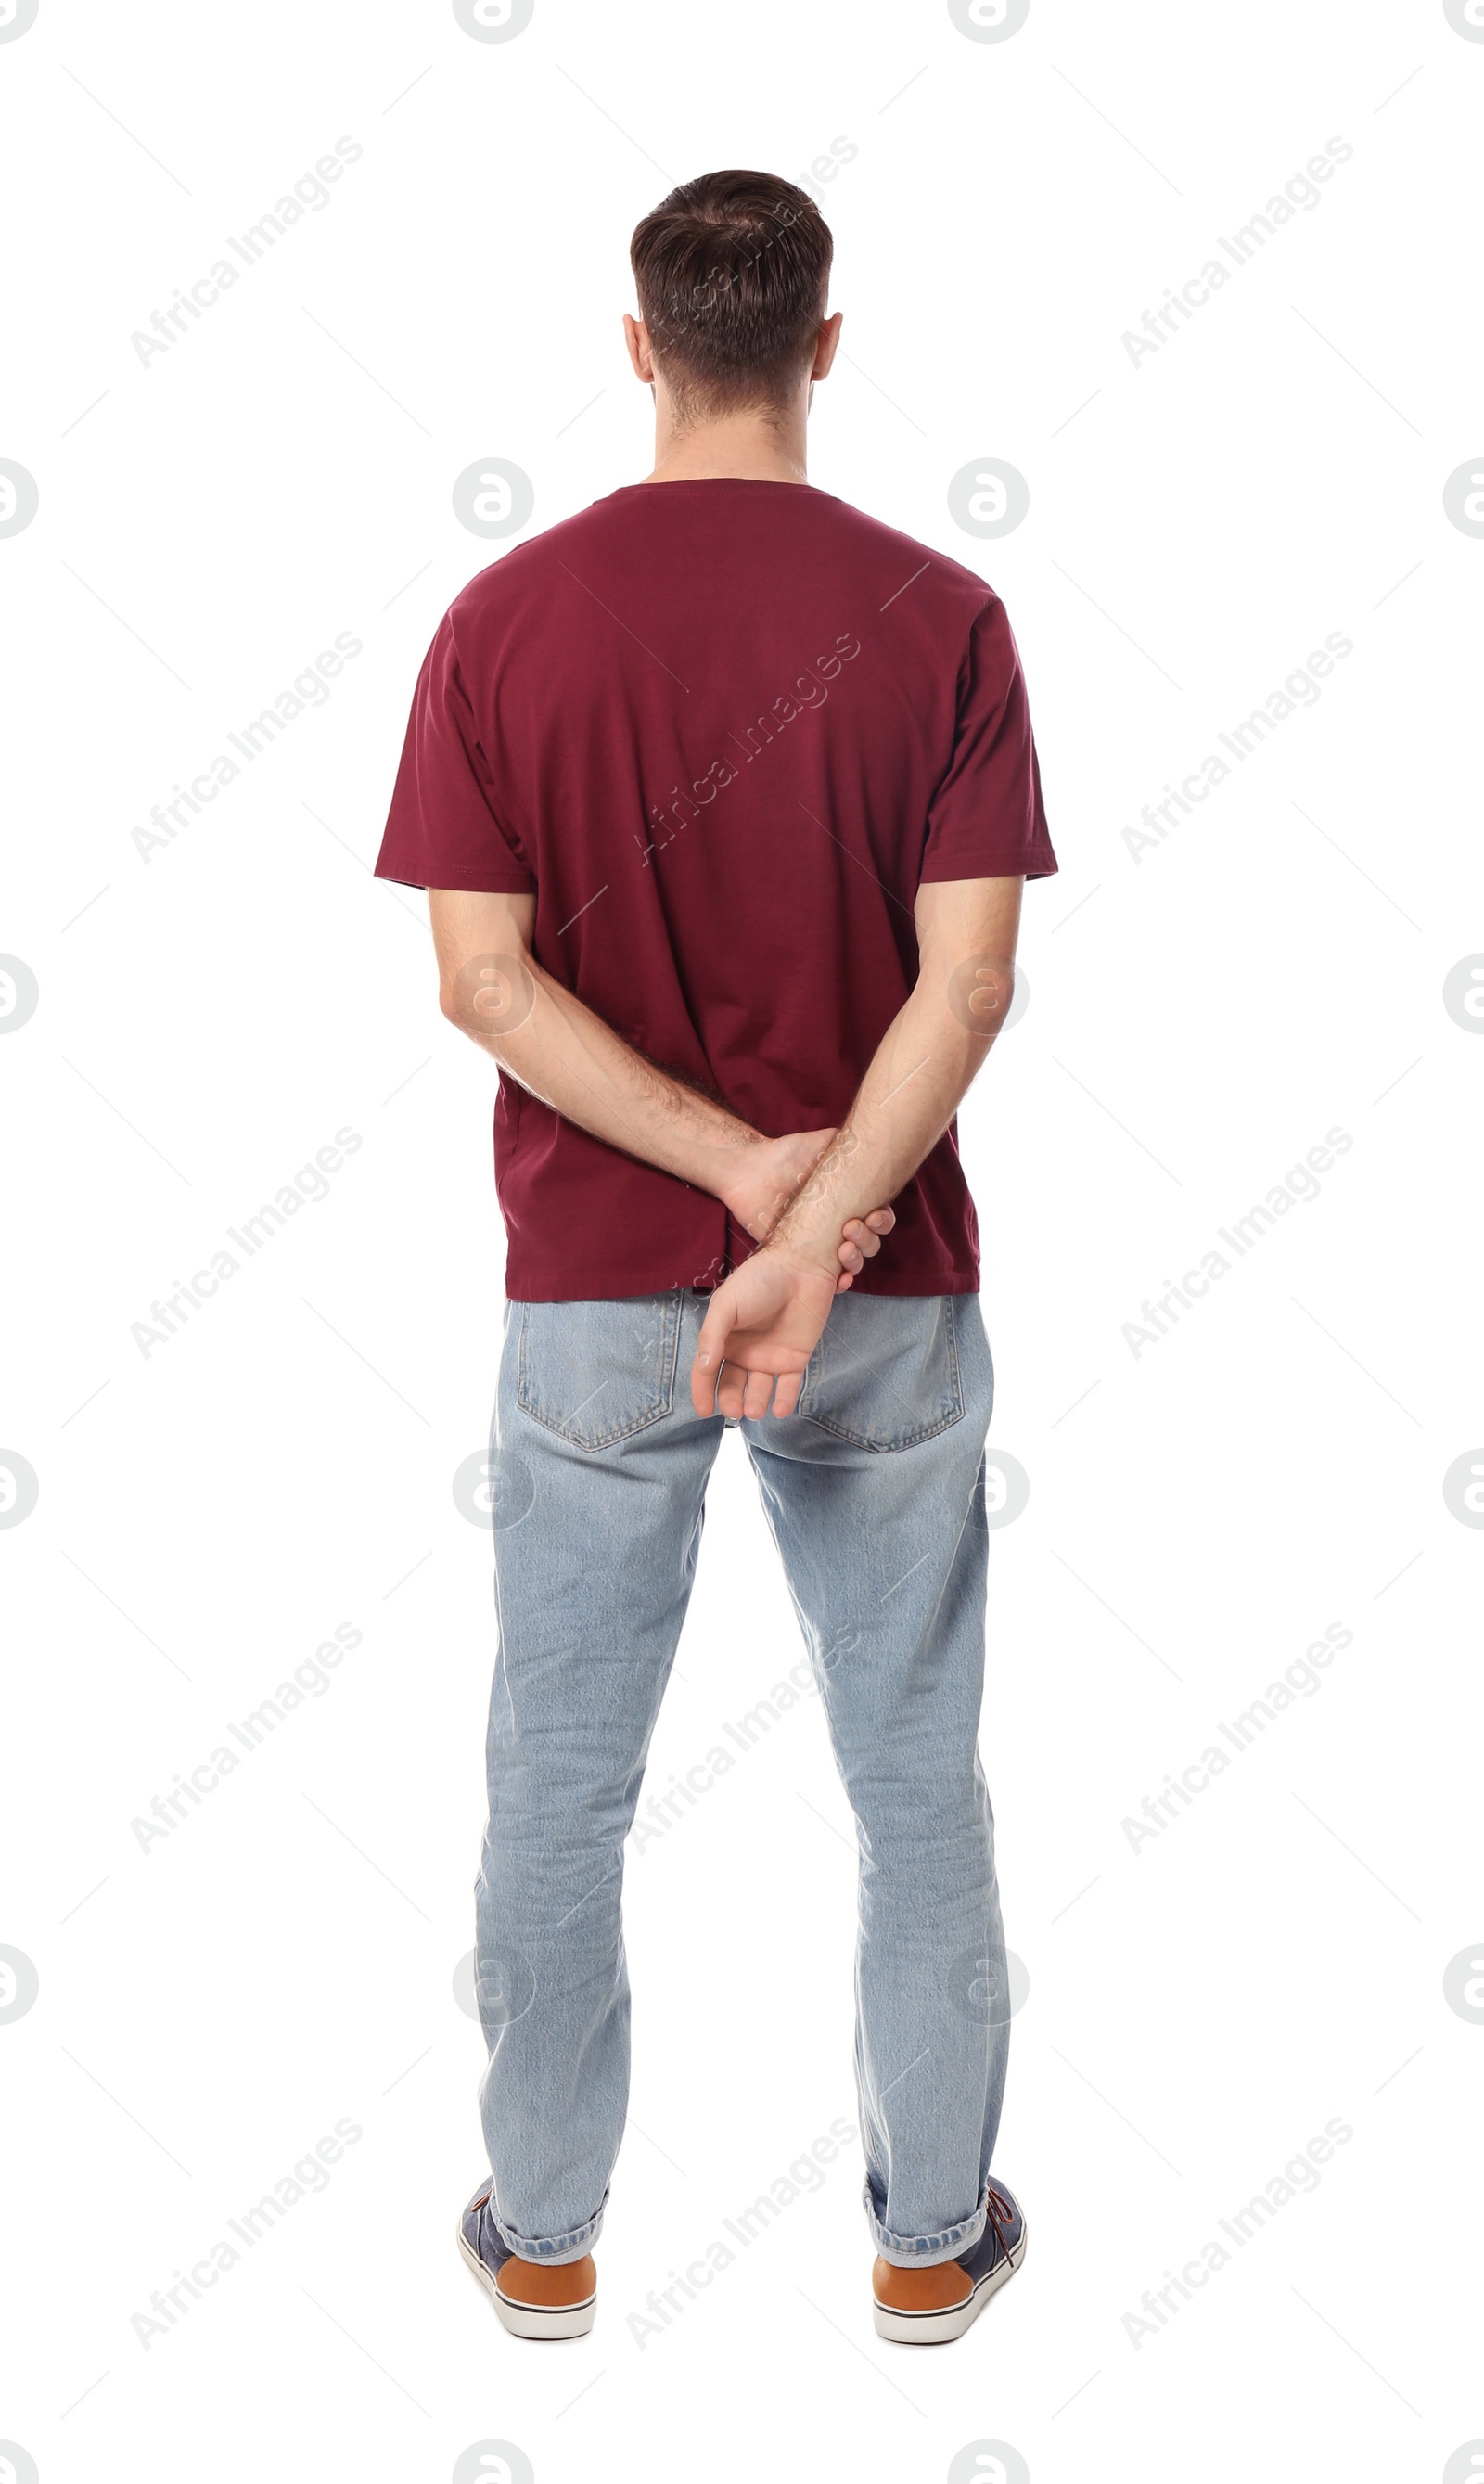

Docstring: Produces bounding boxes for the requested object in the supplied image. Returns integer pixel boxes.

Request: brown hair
[630,170,833,417]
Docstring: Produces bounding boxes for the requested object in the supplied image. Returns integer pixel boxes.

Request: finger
[691,1294,736,1415]
[838,1217,882,1264]
[834,1269,854,1294]
[714,1358,748,1420]
[865,1207,895,1232]
[770,1369,804,1419]
[741,1365,775,1422]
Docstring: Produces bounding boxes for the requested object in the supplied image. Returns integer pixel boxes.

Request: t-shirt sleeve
[920,595,1057,883]
[374,610,536,894]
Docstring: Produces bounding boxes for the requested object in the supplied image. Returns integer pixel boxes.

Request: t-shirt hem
[374,860,535,895]
[502,1272,982,1302]
[917,852,1058,884]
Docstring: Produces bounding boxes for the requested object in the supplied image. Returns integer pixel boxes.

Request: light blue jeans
[474,1287,1011,2268]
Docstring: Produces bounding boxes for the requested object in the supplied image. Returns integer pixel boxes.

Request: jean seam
[490,2197,608,2262]
[864,2170,991,2265]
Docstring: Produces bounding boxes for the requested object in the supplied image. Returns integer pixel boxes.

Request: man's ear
[811,312,843,383]
[623,314,655,384]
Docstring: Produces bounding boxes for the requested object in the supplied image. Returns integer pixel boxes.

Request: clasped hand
[702,1126,892,1422]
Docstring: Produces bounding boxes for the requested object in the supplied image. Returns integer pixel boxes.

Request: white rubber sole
[872,2221,1028,2345]
[457,2217,597,2339]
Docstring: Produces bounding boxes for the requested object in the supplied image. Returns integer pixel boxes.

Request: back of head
[629,170,834,422]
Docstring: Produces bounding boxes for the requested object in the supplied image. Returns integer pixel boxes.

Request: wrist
[759,1223,842,1286]
[765,1133,861,1275]
[709,1128,767,1222]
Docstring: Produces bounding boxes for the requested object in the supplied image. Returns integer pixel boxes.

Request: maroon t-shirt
[376,479,1056,1300]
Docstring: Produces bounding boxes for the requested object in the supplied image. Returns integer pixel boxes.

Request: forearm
[428,884,1001,1265]
[766,879,1022,1275]
[766,1000,988,1271]
[442,945,763,1197]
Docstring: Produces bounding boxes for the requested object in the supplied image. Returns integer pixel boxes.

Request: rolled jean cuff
[864,2171,990,2268]
[490,2186,608,2265]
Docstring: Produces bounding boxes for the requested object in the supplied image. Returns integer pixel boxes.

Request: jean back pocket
[795,1295,965,1453]
[516,1294,682,1453]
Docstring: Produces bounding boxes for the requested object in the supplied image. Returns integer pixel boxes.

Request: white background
[3,2,1482,2478]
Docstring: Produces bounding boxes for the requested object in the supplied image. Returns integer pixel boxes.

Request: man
[376,168,1056,2347]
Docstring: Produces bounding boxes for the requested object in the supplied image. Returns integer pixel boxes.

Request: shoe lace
[985,2181,1017,2239]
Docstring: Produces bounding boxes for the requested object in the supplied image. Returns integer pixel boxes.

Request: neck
[645,394,811,486]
